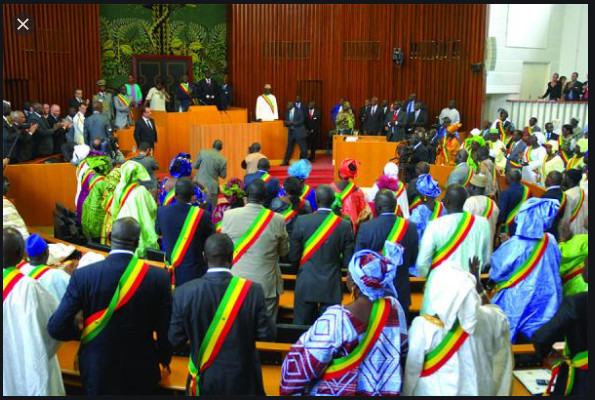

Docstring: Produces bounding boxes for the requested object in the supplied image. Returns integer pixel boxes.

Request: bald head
[374,189,397,214]
[316,185,336,209]
[443,184,469,213]
[3,227,24,269]
[455,149,469,164]
[204,234,234,268]
[246,179,266,204]
[545,171,563,188]
[110,217,141,251]
[257,158,270,171]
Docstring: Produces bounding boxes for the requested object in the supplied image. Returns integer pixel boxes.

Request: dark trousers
[283,131,308,163]
[307,129,318,160]
[293,297,337,325]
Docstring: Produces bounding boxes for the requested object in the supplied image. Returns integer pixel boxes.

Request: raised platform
[268,155,335,188]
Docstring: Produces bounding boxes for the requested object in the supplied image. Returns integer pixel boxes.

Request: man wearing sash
[505,130,528,173]
[489,198,562,343]
[174,74,196,112]
[3,227,65,396]
[541,171,566,239]
[255,83,278,122]
[17,234,70,302]
[356,189,418,315]
[48,218,172,395]
[404,261,512,396]
[281,247,407,395]
[521,133,547,183]
[416,185,490,279]
[169,234,275,395]
[222,179,288,319]
[244,158,280,208]
[497,169,531,237]
[562,169,588,235]
[113,85,132,130]
[532,261,588,396]
[289,185,354,325]
[156,178,214,287]
[463,174,500,256]
[446,149,472,187]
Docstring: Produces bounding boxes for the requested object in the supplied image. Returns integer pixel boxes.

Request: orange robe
[435,136,461,166]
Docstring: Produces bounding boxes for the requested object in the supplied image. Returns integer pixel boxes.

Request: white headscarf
[423,262,480,334]
[72,144,90,164]
[383,162,399,180]
[470,128,481,137]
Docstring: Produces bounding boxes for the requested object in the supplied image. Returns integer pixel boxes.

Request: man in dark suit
[169,233,276,395]
[497,169,528,237]
[195,69,219,106]
[3,101,19,163]
[541,171,565,240]
[9,110,36,163]
[48,218,172,395]
[28,103,58,157]
[174,75,196,112]
[134,105,158,149]
[384,101,408,142]
[361,96,383,135]
[288,185,354,325]
[84,103,111,146]
[505,130,527,173]
[219,74,233,110]
[564,72,583,101]
[543,122,559,142]
[294,95,308,116]
[411,102,428,129]
[304,101,321,162]
[156,178,215,287]
[281,101,308,166]
[355,189,418,317]
[47,104,72,156]
[68,88,91,117]
[244,158,280,208]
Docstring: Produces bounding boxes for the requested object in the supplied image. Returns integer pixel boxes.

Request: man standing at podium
[281,101,308,166]
[175,75,196,112]
[196,69,219,106]
[255,84,278,121]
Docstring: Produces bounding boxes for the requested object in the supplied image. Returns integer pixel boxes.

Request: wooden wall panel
[2,4,101,112]
[229,4,487,149]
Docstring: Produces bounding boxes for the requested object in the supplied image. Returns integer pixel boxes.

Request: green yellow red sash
[215,221,222,233]
[167,207,204,286]
[562,262,585,284]
[462,168,473,187]
[81,168,95,189]
[322,298,390,380]
[337,181,356,203]
[494,235,549,293]
[81,256,149,344]
[116,94,130,108]
[442,136,450,164]
[421,319,469,377]
[300,212,342,266]
[483,197,495,219]
[188,276,252,396]
[300,184,313,202]
[409,196,422,211]
[280,198,306,222]
[261,94,275,113]
[566,155,583,171]
[394,181,405,199]
[558,192,567,215]
[88,174,105,192]
[569,189,585,223]
[498,120,506,142]
[260,172,272,183]
[75,159,89,177]
[430,213,476,270]
[430,202,444,220]
[382,218,408,256]
[3,267,25,303]
[526,125,533,135]
[27,265,52,281]
[524,147,534,163]
[180,83,191,97]
[162,189,176,206]
[502,185,531,233]
[545,346,588,396]
[119,182,140,208]
[233,208,275,264]
[100,193,115,245]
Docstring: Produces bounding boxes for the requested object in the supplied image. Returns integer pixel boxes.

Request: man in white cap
[255,84,278,121]
[92,79,113,121]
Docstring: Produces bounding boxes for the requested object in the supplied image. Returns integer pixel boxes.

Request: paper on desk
[513,369,551,395]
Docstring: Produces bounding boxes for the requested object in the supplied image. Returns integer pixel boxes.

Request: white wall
[484,4,588,121]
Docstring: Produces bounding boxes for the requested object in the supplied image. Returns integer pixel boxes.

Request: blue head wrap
[515,198,560,239]
[26,234,47,257]
[288,159,312,180]
[348,243,403,301]
[169,153,192,179]
[416,174,441,198]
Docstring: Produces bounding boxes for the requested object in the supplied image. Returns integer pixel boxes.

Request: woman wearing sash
[557,223,588,296]
[538,140,565,186]
[403,260,513,396]
[159,153,193,206]
[284,159,317,211]
[109,160,159,257]
[331,159,371,233]
[366,162,410,218]
[489,198,563,343]
[409,174,446,242]
[82,160,119,240]
[280,246,408,396]
[271,177,312,236]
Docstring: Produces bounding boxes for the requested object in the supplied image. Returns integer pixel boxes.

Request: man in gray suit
[84,103,111,146]
[194,139,227,209]
[281,101,307,166]
[446,149,471,187]
[221,179,289,319]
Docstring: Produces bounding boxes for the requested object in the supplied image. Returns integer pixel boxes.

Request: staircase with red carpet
[269,155,335,187]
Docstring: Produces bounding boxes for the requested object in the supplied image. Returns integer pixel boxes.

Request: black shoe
[280,162,289,166]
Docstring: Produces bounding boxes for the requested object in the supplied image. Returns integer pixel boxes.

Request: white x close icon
[17,18,29,31]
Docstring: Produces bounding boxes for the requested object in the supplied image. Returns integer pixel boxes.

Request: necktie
[290,110,294,121]
[146,119,152,130]
[309,109,314,120]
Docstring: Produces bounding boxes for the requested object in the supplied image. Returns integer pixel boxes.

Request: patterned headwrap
[288,159,312,180]
[169,152,193,178]
[339,158,360,180]
[222,178,246,204]
[515,197,560,239]
[383,162,399,179]
[348,242,403,301]
[447,123,462,134]
[416,174,441,198]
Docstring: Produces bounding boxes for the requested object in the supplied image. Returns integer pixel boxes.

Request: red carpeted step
[268,155,335,187]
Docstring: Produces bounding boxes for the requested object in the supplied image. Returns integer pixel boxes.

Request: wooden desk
[258,120,300,163]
